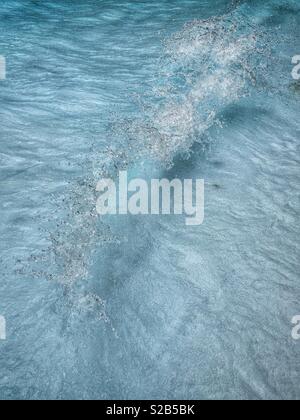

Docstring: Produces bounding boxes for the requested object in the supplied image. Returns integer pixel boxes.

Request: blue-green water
[0,0,300,400]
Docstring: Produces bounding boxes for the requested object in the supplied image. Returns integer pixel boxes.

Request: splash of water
[22,10,274,318]
[111,11,273,168]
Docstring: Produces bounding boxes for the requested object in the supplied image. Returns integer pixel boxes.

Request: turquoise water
[0,0,300,400]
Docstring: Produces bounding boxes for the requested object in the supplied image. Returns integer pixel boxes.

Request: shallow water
[0,0,300,400]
